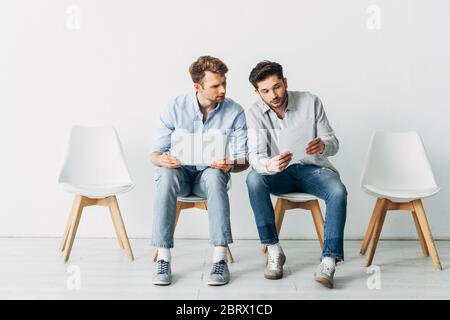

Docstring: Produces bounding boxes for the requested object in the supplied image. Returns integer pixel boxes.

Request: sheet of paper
[277,125,315,165]
[170,131,227,166]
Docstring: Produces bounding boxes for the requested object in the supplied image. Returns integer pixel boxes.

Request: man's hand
[210,157,233,173]
[306,137,325,155]
[266,151,292,173]
[160,152,181,169]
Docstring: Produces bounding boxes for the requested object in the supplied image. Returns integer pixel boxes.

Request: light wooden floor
[1,238,449,299]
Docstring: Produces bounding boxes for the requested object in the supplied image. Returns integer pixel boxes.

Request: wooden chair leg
[108,196,134,261]
[412,210,429,257]
[262,198,286,253]
[365,203,387,267]
[412,199,442,270]
[200,201,208,211]
[109,204,125,250]
[152,250,158,262]
[309,200,325,250]
[153,201,184,262]
[360,198,385,255]
[274,198,287,234]
[174,201,183,228]
[227,246,234,263]
[60,195,79,252]
[63,195,84,263]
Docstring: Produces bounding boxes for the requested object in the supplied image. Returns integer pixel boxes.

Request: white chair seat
[360,131,440,202]
[177,195,206,202]
[362,184,440,203]
[178,179,232,202]
[60,182,134,199]
[58,126,134,199]
[273,192,318,202]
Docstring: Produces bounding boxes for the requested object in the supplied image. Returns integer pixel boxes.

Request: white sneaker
[264,251,286,280]
[314,261,335,288]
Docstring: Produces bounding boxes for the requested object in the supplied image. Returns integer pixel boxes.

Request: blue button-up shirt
[152,92,248,171]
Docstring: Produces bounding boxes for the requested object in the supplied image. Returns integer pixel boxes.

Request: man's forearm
[321,136,339,157]
[150,151,163,167]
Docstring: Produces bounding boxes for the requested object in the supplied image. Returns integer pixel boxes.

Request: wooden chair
[262,193,324,253]
[152,195,234,263]
[360,131,441,269]
[58,126,135,262]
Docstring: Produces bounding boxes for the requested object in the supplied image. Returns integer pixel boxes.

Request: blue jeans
[151,166,232,248]
[246,164,347,262]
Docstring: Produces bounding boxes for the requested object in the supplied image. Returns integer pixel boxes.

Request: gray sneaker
[152,260,172,286]
[207,260,230,286]
[264,251,286,280]
[314,262,335,288]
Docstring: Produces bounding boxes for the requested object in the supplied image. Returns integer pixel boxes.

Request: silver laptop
[170,130,228,166]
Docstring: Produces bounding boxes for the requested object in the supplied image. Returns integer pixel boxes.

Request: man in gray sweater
[245,61,347,289]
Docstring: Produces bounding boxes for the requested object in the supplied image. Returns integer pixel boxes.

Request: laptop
[170,130,228,166]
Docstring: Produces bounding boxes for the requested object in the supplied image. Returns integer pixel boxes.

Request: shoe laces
[157,260,170,274]
[322,262,334,276]
[211,260,226,275]
[268,253,281,270]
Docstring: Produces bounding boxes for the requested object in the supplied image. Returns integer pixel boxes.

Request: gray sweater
[246,90,339,175]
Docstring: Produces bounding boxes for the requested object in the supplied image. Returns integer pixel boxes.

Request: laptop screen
[170,130,228,166]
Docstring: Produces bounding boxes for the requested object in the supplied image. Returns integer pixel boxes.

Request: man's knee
[202,168,228,189]
[158,167,183,185]
[246,170,266,191]
[328,182,348,201]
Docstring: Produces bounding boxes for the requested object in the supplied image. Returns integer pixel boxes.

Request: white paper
[170,130,227,166]
[278,125,315,165]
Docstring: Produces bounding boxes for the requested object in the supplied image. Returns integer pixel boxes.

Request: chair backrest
[360,131,438,190]
[58,125,133,186]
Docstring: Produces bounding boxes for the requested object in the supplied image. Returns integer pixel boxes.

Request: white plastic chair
[261,193,324,253]
[360,131,441,269]
[152,179,234,263]
[58,125,134,262]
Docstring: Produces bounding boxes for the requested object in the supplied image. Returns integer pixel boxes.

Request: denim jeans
[151,166,232,248]
[246,164,347,262]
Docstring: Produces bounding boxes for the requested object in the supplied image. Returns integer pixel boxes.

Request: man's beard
[268,94,287,109]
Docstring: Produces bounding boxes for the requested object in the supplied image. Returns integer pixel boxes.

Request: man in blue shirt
[150,56,248,286]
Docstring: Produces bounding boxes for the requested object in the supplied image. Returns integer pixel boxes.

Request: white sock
[322,256,336,268]
[157,248,171,262]
[267,243,282,257]
[213,246,228,263]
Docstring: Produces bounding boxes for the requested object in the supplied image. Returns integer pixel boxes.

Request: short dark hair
[249,60,284,89]
[189,56,228,84]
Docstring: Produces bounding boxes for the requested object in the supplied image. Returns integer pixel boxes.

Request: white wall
[1,0,449,240]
